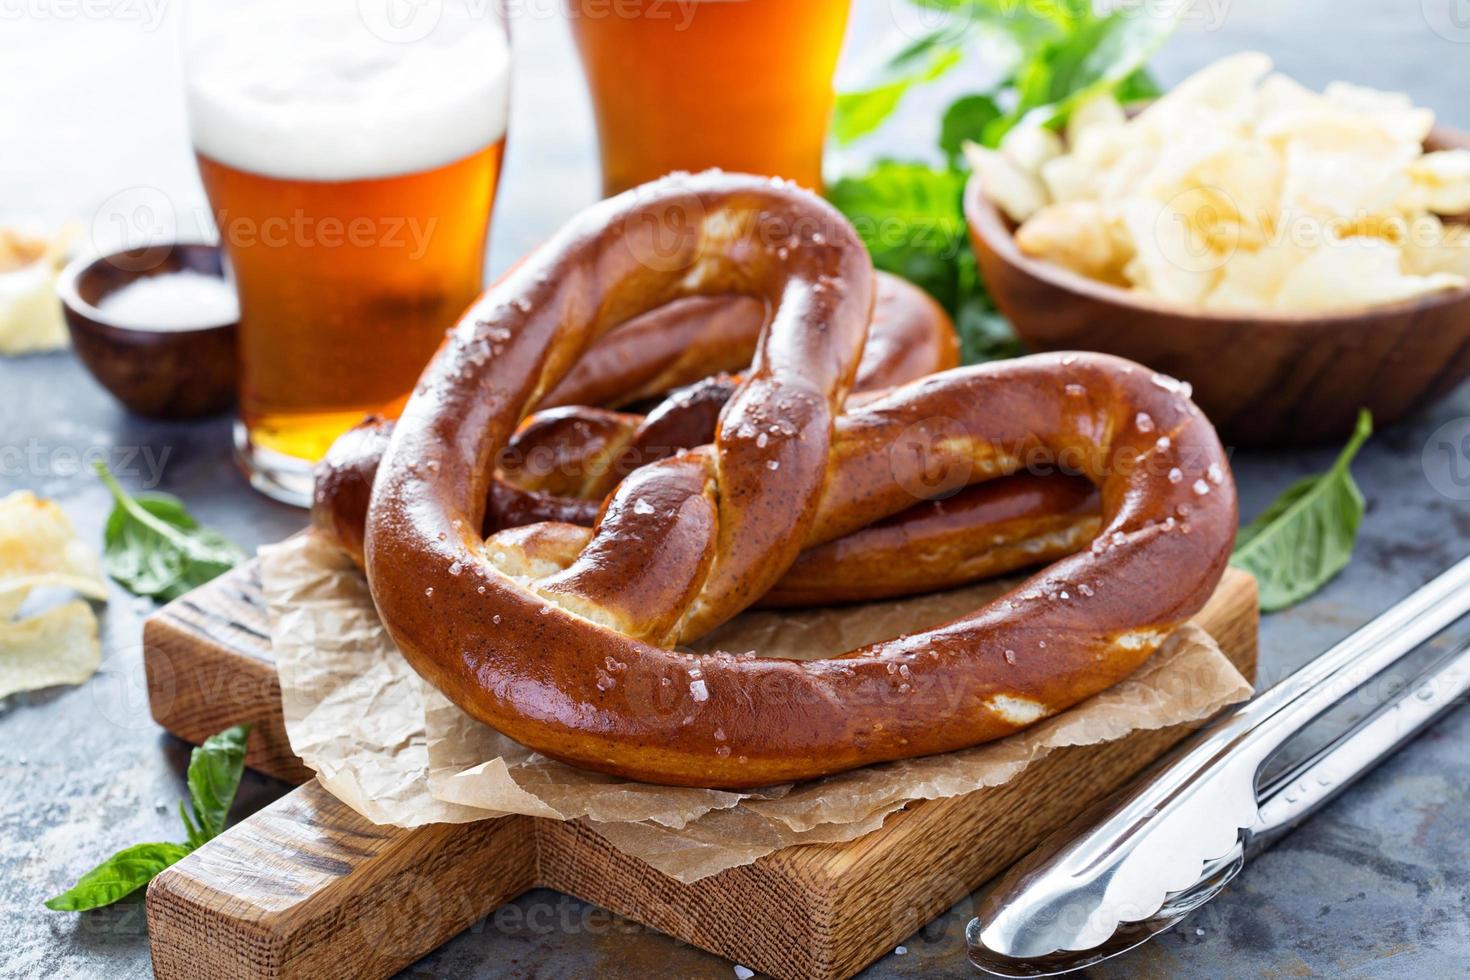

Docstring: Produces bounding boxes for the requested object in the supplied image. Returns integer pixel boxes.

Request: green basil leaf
[827,160,1024,366]
[44,842,193,911]
[1232,411,1373,612]
[1114,65,1164,104]
[833,34,964,145]
[827,160,970,307]
[179,800,207,851]
[910,0,1079,40]
[955,292,1023,364]
[187,723,251,842]
[939,93,1003,167]
[96,463,246,601]
[996,1,1184,143]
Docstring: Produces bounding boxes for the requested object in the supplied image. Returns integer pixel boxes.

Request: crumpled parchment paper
[262,533,1251,883]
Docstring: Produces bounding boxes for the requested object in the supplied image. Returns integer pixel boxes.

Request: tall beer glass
[567,0,851,196]
[183,0,511,505]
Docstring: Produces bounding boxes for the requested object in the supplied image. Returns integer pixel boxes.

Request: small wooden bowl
[59,243,238,419]
[965,126,1470,447]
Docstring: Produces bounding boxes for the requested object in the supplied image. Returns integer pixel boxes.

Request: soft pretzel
[357,172,1236,788]
[317,408,1099,606]
[541,268,958,409]
[315,268,1097,587]
[315,269,955,559]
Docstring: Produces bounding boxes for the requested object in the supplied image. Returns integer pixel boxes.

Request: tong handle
[1235,554,1470,759]
[1248,635,1470,853]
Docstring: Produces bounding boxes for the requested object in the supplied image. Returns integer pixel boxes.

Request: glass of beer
[183,0,511,505]
[567,0,851,196]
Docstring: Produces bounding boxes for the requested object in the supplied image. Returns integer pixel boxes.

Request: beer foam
[185,0,509,182]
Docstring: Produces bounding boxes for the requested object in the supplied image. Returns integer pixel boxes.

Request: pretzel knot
[364,172,1237,788]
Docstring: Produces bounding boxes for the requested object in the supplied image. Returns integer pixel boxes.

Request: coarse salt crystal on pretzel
[313,268,981,565]
[353,171,1236,788]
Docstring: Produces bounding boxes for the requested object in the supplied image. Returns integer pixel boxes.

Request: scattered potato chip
[0,491,109,619]
[0,229,48,272]
[0,225,74,357]
[985,52,1470,312]
[0,599,101,699]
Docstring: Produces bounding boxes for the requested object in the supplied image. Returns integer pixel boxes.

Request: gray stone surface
[4,1,1469,977]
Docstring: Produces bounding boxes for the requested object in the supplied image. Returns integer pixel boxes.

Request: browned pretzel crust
[540,268,958,409]
[352,172,1235,788]
[317,409,1100,608]
[315,269,1093,591]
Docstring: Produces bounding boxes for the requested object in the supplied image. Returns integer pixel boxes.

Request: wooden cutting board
[141,558,1257,980]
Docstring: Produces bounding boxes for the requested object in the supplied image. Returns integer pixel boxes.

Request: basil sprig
[833,0,1179,151]
[826,162,1021,364]
[95,462,245,601]
[1231,411,1374,612]
[827,1,1182,364]
[46,725,251,912]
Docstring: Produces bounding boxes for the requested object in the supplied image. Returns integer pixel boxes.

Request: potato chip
[1255,72,1323,125]
[1279,139,1416,221]
[1136,134,1282,249]
[0,225,73,357]
[1404,150,1470,215]
[0,491,109,619]
[1065,93,1126,148]
[0,260,68,356]
[1015,201,1132,284]
[1000,122,1063,175]
[1202,243,1305,310]
[997,52,1470,312]
[0,599,101,698]
[1118,198,1223,305]
[965,141,1049,224]
[1134,51,1271,135]
[1275,236,1464,311]
[1402,214,1470,279]
[1323,81,1434,146]
[1094,144,1162,204]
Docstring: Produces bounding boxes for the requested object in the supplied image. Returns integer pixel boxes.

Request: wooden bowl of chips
[965,126,1470,448]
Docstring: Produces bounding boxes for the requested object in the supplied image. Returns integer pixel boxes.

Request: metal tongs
[967,555,1470,976]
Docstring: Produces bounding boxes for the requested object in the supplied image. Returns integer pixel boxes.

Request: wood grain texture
[147,788,537,979]
[144,561,1256,980]
[144,563,312,783]
[965,126,1470,448]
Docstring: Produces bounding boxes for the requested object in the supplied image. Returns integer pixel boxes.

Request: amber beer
[184,0,510,503]
[196,145,504,465]
[568,0,852,195]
